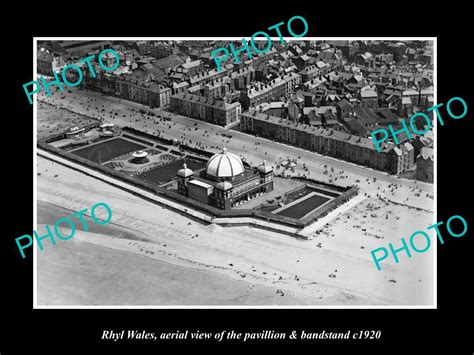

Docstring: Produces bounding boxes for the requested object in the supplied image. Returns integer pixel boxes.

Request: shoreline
[36,155,433,306]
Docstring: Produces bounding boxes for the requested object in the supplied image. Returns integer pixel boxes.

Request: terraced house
[239,72,302,109]
[170,92,242,126]
[240,110,414,175]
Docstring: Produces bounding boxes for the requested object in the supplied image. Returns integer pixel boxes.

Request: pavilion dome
[206,147,244,179]
[177,162,193,178]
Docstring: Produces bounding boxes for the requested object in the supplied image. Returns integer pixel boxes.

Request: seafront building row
[37,39,434,180]
[170,93,242,126]
[240,110,414,175]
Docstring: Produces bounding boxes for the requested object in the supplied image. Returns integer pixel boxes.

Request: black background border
[2,3,473,353]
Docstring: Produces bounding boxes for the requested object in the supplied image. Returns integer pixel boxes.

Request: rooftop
[360,89,378,98]
[188,179,213,189]
[195,168,259,187]
[419,147,434,161]
[241,110,395,153]
[246,73,301,99]
[172,92,241,110]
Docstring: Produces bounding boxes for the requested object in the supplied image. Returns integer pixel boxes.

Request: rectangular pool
[276,194,330,219]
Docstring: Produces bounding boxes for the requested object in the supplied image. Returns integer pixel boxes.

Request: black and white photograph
[2,5,472,353]
[34,38,436,307]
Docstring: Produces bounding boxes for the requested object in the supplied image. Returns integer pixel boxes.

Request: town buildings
[240,110,414,175]
[416,147,434,182]
[170,92,242,126]
[239,72,302,109]
[151,42,174,59]
[37,50,55,75]
[38,39,434,180]
[49,40,112,58]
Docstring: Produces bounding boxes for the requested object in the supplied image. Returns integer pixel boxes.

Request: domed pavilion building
[176,147,273,210]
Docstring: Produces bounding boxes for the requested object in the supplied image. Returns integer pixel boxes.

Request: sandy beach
[37,156,434,306]
[35,84,435,306]
[37,220,305,305]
